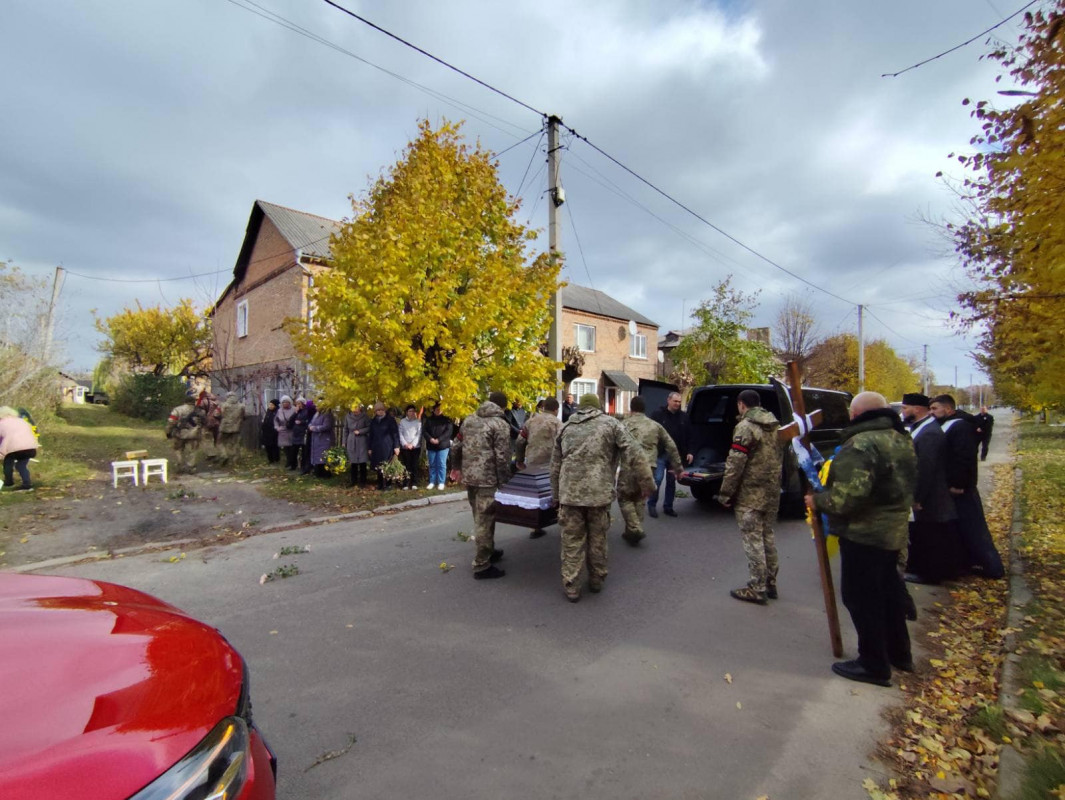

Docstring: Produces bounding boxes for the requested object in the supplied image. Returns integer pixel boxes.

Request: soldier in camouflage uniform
[716,389,783,605]
[551,394,655,602]
[807,391,918,687]
[165,389,207,474]
[515,397,562,539]
[450,391,513,580]
[618,396,681,546]
[216,392,246,466]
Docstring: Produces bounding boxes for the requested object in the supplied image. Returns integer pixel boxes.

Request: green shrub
[111,373,187,420]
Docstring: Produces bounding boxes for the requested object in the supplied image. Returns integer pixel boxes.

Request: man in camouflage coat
[216,392,246,466]
[450,391,513,580]
[618,396,681,547]
[806,391,918,687]
[551,394,655,602]
[716,389,783,605]
[165,389,207,474]
[515,396,562,539]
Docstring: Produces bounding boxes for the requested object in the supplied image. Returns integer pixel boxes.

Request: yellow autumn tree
[95,298,212,377]
[805,334,921,400]
[294,119,561,417]
[948,4,1065,410]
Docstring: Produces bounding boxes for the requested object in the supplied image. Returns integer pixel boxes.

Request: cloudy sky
[4,0,1030,386]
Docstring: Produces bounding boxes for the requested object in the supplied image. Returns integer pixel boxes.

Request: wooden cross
[783,361,843,658]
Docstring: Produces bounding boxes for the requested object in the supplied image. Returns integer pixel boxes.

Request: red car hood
[0,573,244,800]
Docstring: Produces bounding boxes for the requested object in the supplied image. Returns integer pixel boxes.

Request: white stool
[141,458,168,485]
[111,460,140,488]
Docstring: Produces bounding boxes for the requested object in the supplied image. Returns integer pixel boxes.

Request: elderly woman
[397,404,422,490]
[344,403,371,488]
[260,399,280,463]
[0,406,38,491]
[291,397,314,474]
[367,402,400,490]
[274,396,299,470]
[308,398,335,479]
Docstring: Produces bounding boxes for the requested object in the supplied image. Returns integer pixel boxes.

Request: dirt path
[0,468,316,568]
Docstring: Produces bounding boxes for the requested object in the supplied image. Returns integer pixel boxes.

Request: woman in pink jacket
[0,408,38,491]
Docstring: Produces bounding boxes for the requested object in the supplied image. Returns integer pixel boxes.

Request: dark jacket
[973,412,995,441]
[504,407,528,440]
[908,415,956,523]
[651,406,693,460]
[422,413,454,451]
[260,408,279,448]
[290,404,314,446]
[936,414,978,491]
[812,408,917,551]
[368,414,400,467]
[561,400,576,423]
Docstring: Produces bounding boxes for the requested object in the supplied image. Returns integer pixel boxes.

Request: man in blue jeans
[649,392,693,517]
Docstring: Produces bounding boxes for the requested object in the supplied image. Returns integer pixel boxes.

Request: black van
[675,381,851,516]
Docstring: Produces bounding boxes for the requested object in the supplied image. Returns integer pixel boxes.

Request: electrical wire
[881,0,1042,78]
[562,194,605,317]
[515,127,546,199]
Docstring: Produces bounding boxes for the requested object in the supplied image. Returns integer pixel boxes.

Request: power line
[317,0,861,309]
[320,0,545,118]
[881,0,1041,78]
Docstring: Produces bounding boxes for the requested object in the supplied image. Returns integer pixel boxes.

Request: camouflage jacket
[451,402,512,488]
[516,412,561,468]
[219,396,246,434]
[619,413,681,497]
[166,402,205,441]
[719,407,783,512]
[551,408,654,507]
[812,409,917,551]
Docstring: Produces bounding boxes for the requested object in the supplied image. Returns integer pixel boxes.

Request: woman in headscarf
[344,403,371,487]
[367,402,400,490]
[260,399,280,463]
[274,396,299,470]
[308,397,335,478]
[291,397,313,474]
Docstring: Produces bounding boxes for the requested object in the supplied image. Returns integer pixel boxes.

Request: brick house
[212,201,659,414]
[559,285,658,415]
[211,200,340,411]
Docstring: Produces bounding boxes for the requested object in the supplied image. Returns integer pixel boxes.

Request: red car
[0,573,276,800]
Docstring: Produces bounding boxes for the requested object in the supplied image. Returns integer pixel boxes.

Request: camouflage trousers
[217,432,241,464]
[170,438,200,472]
[617,493,646,542]
[736,506,778,593]
[467,486,499,572]
[559,504,611,591]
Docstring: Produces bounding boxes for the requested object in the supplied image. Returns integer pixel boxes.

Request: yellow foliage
[95,298,212,377]
[293,120,561,417]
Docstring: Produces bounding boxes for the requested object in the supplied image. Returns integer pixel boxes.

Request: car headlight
[129,716,250,800]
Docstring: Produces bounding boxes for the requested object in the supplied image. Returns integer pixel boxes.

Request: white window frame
[570,379,597,402]
[236,299,249,339]
[630,333,647,359]
[575,323,596,352]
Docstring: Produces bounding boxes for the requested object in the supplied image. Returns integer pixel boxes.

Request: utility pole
[954,366,958,391]
[922,344,929,396]
[43,266,65,364]
[857,304,865,393]
[545,115,564,408]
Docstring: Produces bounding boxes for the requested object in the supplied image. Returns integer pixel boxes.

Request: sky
[3,0,1033,388]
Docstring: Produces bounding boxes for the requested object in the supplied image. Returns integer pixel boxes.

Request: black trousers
[399,448,420,487]
[264,443,280,463]
[3,449,36,487]
[284,445,299,470]
[839,537,911,677]
[348,462,367,487]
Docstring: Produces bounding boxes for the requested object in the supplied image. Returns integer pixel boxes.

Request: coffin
[493,468,558,530]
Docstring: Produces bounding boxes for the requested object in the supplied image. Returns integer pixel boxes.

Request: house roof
[561,284,657,327]
[602,370,639,392]
[256,200,341,261]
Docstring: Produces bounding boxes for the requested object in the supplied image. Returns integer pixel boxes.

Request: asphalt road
[46,481,932,800]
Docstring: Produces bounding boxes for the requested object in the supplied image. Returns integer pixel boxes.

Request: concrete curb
[11,490,469,573]
[996,465,1031,800]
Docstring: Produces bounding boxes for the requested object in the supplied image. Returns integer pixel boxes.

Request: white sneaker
[426,484,435,490]
[437,484,446,490]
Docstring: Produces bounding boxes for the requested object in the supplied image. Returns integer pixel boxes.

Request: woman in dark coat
[292,398,314,474]
[260,399,280,463]
[344,404,371,487]
[367,402,400,490]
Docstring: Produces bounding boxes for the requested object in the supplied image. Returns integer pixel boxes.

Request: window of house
[575,323,596,352]
[236,300,249,338]
[630,333,647,358]
[570,379,597,401]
